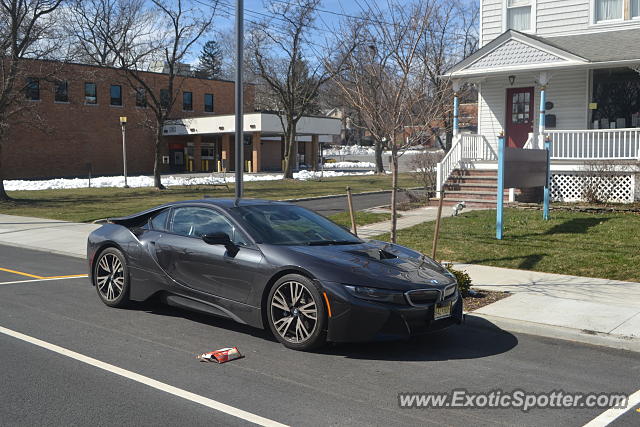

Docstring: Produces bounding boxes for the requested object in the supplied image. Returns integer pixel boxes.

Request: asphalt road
[1,244,639,426]
[294,191,416,217]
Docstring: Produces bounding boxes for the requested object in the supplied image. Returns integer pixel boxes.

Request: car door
[153,205,263,303]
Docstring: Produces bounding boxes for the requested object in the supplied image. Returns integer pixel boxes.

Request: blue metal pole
[543,137,551,220]
[496,133,505,240]
[453,94,459,137]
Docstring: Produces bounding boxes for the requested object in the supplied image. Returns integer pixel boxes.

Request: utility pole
[120,116,129,188]
[234,0,244,198]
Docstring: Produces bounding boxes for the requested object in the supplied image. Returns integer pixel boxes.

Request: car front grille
[405,289,440,306]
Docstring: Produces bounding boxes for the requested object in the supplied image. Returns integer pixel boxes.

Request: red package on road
[197,347,243,363]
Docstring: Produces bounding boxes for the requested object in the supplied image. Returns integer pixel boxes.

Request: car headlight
[344,285,407,305]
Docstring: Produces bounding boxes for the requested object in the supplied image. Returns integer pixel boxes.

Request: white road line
[0,325,288,427]
[0,276,88,285]
[583,390,640,427]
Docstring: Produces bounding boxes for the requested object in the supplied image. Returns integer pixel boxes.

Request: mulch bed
[463,290,511,312]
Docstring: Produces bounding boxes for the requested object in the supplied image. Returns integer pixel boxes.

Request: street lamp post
[234,0,244,198]
[120,116,129,188]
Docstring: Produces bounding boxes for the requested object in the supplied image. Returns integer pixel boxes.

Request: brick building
[3,59,252,179]
[3,59,341,180]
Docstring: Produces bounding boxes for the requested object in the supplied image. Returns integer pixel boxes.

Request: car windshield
[231,204,362,246]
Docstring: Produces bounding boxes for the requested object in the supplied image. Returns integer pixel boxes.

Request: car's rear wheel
[93,248,130,308]
[267,274,327,351]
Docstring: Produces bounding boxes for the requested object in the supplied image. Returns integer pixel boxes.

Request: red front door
[505,87,534,148]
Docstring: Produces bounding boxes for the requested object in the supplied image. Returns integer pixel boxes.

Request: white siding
[478,70,588,148]
[481,0,503,47]
[536,0,589,35]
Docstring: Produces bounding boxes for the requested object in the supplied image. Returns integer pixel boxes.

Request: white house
[440,0,640,205]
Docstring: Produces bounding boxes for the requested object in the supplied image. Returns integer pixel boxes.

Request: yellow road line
[0,267,44,279]
[0,267,87,280]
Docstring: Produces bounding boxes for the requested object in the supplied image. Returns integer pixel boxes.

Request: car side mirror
[202,232,232,246]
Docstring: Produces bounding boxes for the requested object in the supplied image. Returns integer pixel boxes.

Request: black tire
[93,247,130,308]
[267,274,327,351]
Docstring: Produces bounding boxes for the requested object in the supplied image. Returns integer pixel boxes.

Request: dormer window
[595,0,623,22]
[507,0,532,31]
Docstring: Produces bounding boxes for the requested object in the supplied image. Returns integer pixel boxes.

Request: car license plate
[434,302,452,320]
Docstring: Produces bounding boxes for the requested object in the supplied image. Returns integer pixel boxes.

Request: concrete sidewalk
[357,205,466,238]
[455,263,640,350]
[1,211,639,351]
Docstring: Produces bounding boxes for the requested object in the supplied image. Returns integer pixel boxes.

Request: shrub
[445,264,472,296]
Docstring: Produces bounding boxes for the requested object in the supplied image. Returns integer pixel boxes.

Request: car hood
[263,240,456,291]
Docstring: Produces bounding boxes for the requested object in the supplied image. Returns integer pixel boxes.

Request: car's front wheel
[93,247,130,308]
[267,274,327,351]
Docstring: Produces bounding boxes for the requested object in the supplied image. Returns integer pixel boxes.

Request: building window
[85,82,97,104]
[136,88,147,107]
[633,0,640,17]
[204,93,214,112]
[160,89,170,109]
[110,85,122,106]
[595,0,623,22]
[25,78,40,100]
[183,91,193,111]
[55,80,69,103]
[507,0,532,31]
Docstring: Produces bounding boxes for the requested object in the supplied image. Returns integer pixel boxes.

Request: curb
[464,312,640,353]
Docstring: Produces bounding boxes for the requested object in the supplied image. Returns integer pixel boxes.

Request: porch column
[251,132,261,173]
[452,79,461,137]
[194,135,202,172]
[311,135,319,171]
[221,134,231,172]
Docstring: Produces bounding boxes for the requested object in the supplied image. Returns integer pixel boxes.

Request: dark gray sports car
[87,199,463,350]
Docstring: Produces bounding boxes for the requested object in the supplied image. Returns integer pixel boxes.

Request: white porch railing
[544,128,640,160]
[436,134,497,195]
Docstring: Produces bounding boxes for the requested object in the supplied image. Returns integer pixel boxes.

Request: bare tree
[108,0,215,189]
[0,0,64,200]
[248,0,355,178]
[65,0,154,66]
[333,0,452,242]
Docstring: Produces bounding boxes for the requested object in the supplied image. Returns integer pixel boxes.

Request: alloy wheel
[270,280,318,343]
[95,253,125,302]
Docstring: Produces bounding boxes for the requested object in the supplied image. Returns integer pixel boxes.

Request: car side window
[149,209,170,231]
[169,207,249,246]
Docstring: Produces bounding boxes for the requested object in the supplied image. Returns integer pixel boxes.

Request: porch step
[444,190,510,201]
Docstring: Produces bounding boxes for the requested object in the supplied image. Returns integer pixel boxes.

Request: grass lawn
[0,174,416,223]
[328,211,391,228]
[375,208,640,282]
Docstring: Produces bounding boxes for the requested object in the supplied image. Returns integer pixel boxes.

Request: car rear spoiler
[100,205,170,228]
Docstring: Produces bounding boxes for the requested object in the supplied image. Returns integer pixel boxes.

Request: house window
[204,93,214,112]
[136,88,147,107]
[55,81,69,103]
[25,78,40,100]
[507,0,532,31]
[110,85,122,106]
[85,82,97,104]
[183,91,193,111]
[595,0,623,22]
[160,89,170,109]
[632,0,640,17]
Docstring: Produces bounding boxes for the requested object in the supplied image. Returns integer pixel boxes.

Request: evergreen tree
[196,40,223,79]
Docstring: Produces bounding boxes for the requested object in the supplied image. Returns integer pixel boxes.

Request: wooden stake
[346,186,357,236]
[431,189,445,259]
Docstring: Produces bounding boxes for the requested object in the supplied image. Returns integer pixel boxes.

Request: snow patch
[4,170,375,191]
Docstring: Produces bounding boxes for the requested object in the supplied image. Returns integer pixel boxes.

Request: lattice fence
[551,173,635,203]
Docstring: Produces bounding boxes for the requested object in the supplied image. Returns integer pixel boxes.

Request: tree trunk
[283,123,297,179]
[374,139,385,174]
[390,141,399,244]
[154,124,165,190]
[0,141,10,201]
